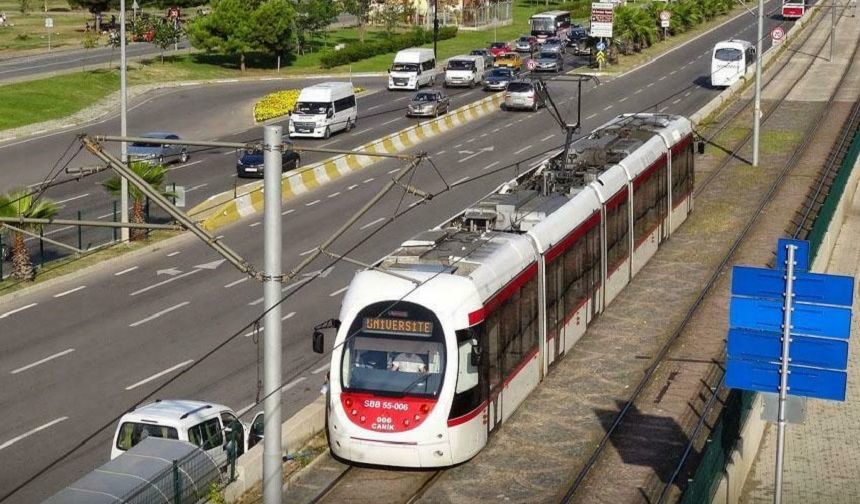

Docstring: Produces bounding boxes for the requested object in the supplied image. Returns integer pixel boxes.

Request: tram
[314,113,696,467]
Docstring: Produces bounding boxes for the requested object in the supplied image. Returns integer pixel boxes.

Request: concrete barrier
[190,92,505,231]
[223,396,327,501]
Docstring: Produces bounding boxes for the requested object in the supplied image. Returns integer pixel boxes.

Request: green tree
[251,0,297,60]
[188,0,261,71]
[339,0,371,42]
[0,191,59,281]
[294,0,340,54]
[151,19,182,62]
[68,0,111,31]
[101,161,174,241]
[19,0,32,15]
[376,2,403,37]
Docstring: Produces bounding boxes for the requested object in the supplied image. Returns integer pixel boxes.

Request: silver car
[406,90,450,118]
[534,51,563,73]
[503,79,546,112]
[542,37,566,55]
[127,132,189,164]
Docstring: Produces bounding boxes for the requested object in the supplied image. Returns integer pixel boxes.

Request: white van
[710,39,755,87]
[111,400,264,469]
[289,82,357,139]
[444,54,486,88]
[388,48,437,91]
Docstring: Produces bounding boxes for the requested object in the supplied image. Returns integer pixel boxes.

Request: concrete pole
[831,0,837,62]
[752,0,764,167]
[262,125,283,504]
[774,244,797,504]
[120,0,129,242]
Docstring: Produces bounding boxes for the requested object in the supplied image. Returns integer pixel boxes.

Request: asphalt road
[0,39,193,83]
[0,2,796,501]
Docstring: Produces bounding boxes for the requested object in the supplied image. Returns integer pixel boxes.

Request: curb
[190,92,505,231]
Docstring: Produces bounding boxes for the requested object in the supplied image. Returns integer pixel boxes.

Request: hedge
[253,87,366,122]
[319,26,458,68]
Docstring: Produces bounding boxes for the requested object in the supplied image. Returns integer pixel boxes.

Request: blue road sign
[776,238,810,272]
[726,358,847,401]
[730,296,852,339]
[596,41,606,51]
[727,328,849,369]
[731,266,855,306]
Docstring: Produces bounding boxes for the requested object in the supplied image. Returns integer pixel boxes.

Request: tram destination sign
[363,317,434,336]
[590,2,615,38]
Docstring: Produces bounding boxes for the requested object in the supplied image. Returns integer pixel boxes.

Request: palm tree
[102,161,175,242]
[0,190,59,281]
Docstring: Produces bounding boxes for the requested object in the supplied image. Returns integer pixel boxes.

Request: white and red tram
[782,0,805,19]
[313,113,696,467]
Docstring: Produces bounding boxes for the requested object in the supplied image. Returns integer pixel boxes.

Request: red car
[488,41,513,58]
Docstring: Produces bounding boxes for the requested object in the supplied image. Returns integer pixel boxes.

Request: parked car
[111,400,263,468]
[567,26,590,55]
[483,67,520,91]
[493,52,522,69]
[469,49,495,68]
[236,145,301,178]
[503,79,547,111]
[534,50,564,73]
[514,35,538,53]
[488,41,513,58]
[542,37,566,55]
[127,132,189,164]
[407,90,450,117]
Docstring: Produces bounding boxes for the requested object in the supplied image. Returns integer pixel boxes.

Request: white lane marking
[249,221,261,228]
[129,301,191,328]
[282,209,295,216]
[125,359,194,390]
[166,251,181,257]
[504,123,514,128]
[53,286,86,298]
[659,106,668,112]
[381,118,400,126]
[11,348,75,375]
[465,137,476,143]
[347,184,358,190]
[186,183,208,192]
[367,104,383,111]
[453,143,463,148]
[672,98,682,105]
[131,269,200,296]
[492,128,501,133]
[669,70,677,75]
[619,96,629,103]
[514,145,532,155]
[299,248,317,256]
[408,200,423,208]
[360,217,387,230]
[283,312,296,321]
[603,105,613,111]
[684,91,692,97]
[646,82,654,87]
[452,176,470,185]
[312,363,330,375]
[237,403,256,417]
[55,193,90,205]
[480,133,488,138]
[363,178,375,183]
[243,312,297,337]
[320,140,338,147]
[0,303,37,319]
[435,150,446,155]
[483,161,500,171]
[328,192,341,198]
[541,134,556,142]
[354,127,375,135]
[0,417,68,451]
[634,89,643,94]
[282,377,306,392]
[387,168,399,174]
[305,199,321,206]
[96,212,114,219]
[224,277,249,288]
[168,159,203,172]
[329,286,349,297]
[394,96,409,102]
[586,113,597,120]
[658,76,666,81]
[115,266,138,276]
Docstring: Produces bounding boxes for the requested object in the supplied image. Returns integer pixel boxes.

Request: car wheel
[532,101,538,112]
[158,155,164,165]
[180,150,189,163]
[324,126,331,139]
[346,118,353,131]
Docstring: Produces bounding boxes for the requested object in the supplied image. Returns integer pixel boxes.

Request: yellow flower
[253,87,366,123]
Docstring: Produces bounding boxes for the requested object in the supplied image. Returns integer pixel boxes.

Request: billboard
[590,2,614,38]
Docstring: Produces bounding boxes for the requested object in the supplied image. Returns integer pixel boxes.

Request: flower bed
[253,87,365,122]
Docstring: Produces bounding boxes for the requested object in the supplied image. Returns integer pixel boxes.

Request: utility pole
[120,0,129,242]
[433,0,438,61]
[752,0,763,167]
[831,0,838,62]
[262,125,283,504]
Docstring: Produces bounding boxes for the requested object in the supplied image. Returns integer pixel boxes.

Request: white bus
[710,39,756,88]
[389,48,437,91]
[529,10,571,44]
[289,82,357,139]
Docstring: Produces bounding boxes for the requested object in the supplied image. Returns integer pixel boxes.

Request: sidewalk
[739,184,860,504]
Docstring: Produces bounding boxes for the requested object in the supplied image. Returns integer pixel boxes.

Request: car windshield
[296,102,329,114]
[489,68,513,78]
[539,52,557,59]
[116,422,178,451]
[490,42,507,48]
[413,92,437,102]
[131,139,162,147]
[518,36,531,42]
[470,50,485,55]
[392,62,420,72]
[715,47,743,62]
[448,59,475,71]
[507,82,533,93]
[243,149,263,156]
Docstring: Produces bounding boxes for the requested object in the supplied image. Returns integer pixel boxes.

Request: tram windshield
[340,303,446,397]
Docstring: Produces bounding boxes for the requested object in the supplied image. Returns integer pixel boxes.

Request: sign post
[726,238,855,504]
[771,25,785,46]
[659,10,670,39]
[589,2,614,38]
[45,17,53,52]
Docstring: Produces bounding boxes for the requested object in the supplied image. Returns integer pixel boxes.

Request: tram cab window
[449,329,482,419]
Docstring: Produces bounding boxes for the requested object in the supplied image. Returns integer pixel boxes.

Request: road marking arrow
[458,146,495,163]
[194,259,226,270]
[156,268,182,276]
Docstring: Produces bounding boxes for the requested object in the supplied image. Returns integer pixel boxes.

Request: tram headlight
[403,419,410,426]
[420,404,430,414]
[351,409,358,416]
[414,414,420,421]
[345,398,353,408]
[360,415,366,423]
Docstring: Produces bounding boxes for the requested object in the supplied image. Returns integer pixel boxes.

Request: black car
[236,146,301,178]
[567,26,590,55]
[483,67,519,91]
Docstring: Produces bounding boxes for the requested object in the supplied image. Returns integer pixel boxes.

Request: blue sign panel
[727,328,849,370]
[776,238,810,272]
[725,358,847,401]
[730,297,852,339]
[732,266,855,307]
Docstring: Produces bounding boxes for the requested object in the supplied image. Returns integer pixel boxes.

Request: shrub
[253,87,366,122]
[319,26,458,68]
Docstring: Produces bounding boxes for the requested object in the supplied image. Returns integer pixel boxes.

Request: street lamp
[120,0,129,242]
[433,0,438,60]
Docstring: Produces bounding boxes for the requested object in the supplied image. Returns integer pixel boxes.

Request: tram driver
[389,352,428,373]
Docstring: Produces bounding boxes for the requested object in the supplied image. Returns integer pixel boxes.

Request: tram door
[483,312,503,433]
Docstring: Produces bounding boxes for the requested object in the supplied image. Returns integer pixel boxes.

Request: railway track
[306,463,443,504]
[561,2,859,502]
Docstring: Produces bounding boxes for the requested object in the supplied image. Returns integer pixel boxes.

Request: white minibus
[388,48,437,90]
[289,82,357,139]
[444,54,486,88]
[711,39,755,88]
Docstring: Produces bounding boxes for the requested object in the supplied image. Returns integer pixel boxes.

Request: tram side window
[563,234,587,316]
[450,329,482,419]
[486,311,501,389]
[501,290,522,376]
[672,143,694,203]
[546,260,561,340]
[606,195,630,272]
[521,275,539,353]
[589,225,601,288]
[634,162,667,243]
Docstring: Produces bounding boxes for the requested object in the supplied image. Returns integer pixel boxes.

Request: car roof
[139,132,178,139]
[119,400,230,429]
